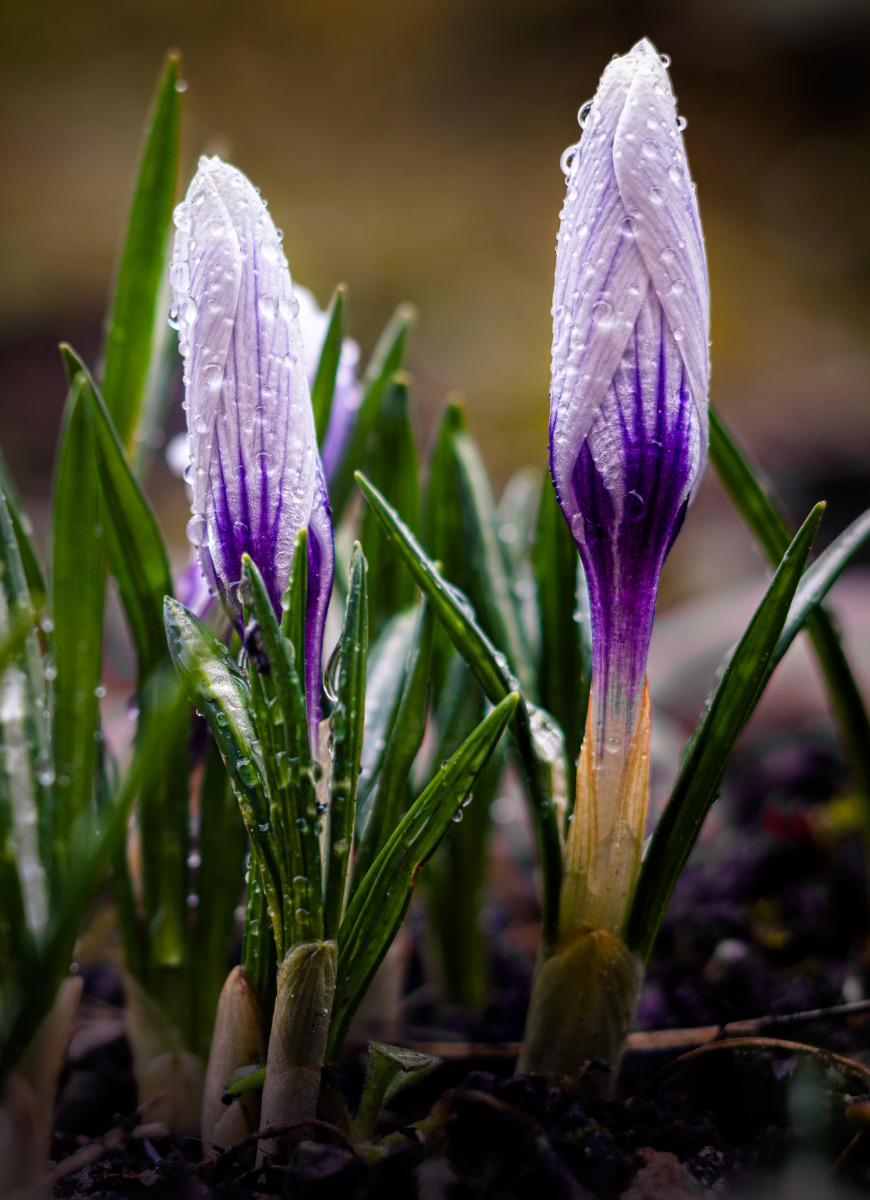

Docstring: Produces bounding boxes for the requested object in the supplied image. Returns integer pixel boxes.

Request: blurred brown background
[2,0,870,610]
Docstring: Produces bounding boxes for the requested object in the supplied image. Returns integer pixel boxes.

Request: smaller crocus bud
[170,157,334,726]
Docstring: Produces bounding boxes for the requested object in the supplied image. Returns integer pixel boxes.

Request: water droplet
[668,163,684,185]
[591,299,613,326]
[659,52,671,67]
[452,810,464,823]
[95,685,106,699]
[677,115,687,131]
[236,758,257,787]
[649,187,665,205]
[192,190,206,207]
[641,139,658,159]
[673,327,685,342]
[186,514,208,546]
[187,851,201,869]
[560,143,578,177]
[193,413,209,435]
[169,261,190,291]
[42,660,57,682]
[172,202,192,232]
[670,279,686,296]
[202,362,223,387]
[175,78,188,94]
[187,893,200,908]
[577,99,593,127]
[258,295,279,319]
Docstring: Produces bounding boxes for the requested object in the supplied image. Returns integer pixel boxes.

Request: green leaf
[99,53,182,452]
[243,549,323,947]
[773,506,870,668]
[62,346,172,681]
[327,691,519,1059]
[625,503,825,961]
[195,732,250,1048]
[711,409,870,819]
[355,470,564,943]
[324,544,368,940]
[353,1041,439,1142]
[0,448,46,610]
[425,399,534,693]
[0,473,50,842]
[50,379,105,856]
[425,656,505,1010]
[134,667,193,1037]
[356,607,419,813]
[311,285,346,446]
[533,476,591,819]
[224,1062,267,1099]
[352,601,433,891]
[359,372,420,639]
[328,304,416,520]
[163,596,282,938]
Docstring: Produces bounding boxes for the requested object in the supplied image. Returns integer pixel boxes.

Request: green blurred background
[2,0,870,606]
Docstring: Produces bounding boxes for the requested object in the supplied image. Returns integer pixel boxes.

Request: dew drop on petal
[187,514,208,545]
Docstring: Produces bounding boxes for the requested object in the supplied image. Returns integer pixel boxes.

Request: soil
[43,727,870,1197]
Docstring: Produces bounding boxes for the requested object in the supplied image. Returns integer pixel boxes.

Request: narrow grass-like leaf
[62,345,172,680]
[426,656,505,1010]
[135,666,193,1039]
[327,691,519,1058]
[772,507,870,667]
[359,372,420,639]
[0,448,46,610]
[99,53,181,451]
[356,607,418,813]
[194,733,250,1053]
[51,379,104,856]
[356,471,564,942]
[0,476,50,851]
[243,551,323,946]
[534,477,590,818]
[164,596,282,939]
[328,304,416,519]
[711,409,870,816]
[312,285,346,446]
[626,503,825,961]
[426,400,534,693]
[352,601,433,891]
[324,544,368,940]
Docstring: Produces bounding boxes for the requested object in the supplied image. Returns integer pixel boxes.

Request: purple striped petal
[170,156,334,729]
[549,39,709,733]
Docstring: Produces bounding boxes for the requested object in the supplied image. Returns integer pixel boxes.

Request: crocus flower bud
[170,157,334,725]
[549,39,709,934]
[551,38,708,733]
[522,39,708,1087]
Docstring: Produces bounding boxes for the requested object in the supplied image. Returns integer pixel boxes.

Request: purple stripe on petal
[565,289,699,739]
[304,464,335,738]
